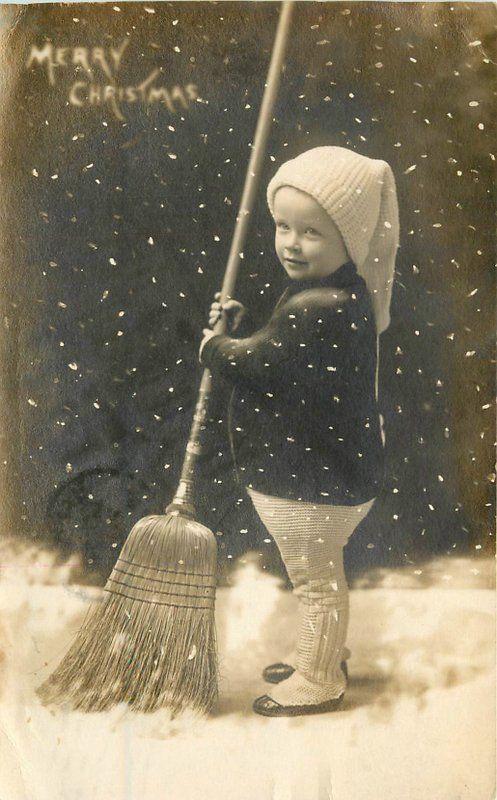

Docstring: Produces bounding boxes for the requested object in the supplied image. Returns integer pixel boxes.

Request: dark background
[0,2,495,581]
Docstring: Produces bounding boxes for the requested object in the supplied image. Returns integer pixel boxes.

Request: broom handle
[167,0,295,516]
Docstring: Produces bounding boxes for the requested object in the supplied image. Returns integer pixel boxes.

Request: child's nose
[287,232,302,251]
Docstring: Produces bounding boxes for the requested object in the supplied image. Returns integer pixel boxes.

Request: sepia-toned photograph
[0,2,495,798]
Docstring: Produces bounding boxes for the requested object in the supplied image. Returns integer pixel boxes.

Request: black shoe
[252,692,345,718]
[263,659,348,684]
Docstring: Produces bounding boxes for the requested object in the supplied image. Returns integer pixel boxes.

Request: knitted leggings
[248,487,375,701]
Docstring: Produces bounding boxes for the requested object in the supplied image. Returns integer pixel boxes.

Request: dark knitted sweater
[200,260,386,505]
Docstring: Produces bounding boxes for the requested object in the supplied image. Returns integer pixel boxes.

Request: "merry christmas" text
[26,40,200,121]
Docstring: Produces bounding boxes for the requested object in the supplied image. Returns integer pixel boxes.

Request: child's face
[273,186,349,281]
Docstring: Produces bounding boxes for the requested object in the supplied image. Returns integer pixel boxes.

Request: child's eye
[276,221,290,231]
[305,227,320,236]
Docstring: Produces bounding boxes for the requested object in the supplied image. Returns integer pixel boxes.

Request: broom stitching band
[112,566,215,590]
[117,557,215,578]
[105,586,215,610]
[107,575,216,598]
[107,579,215,599]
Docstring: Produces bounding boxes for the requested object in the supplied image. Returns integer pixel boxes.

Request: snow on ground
[0,541,494,800]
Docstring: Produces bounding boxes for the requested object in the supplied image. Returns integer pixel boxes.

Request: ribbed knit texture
[248,486,375,704]
[266,146,400,335]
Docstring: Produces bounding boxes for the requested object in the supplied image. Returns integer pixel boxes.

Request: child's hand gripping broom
[37,1,294,716]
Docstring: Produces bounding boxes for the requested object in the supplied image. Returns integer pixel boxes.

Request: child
[199,146,400,716]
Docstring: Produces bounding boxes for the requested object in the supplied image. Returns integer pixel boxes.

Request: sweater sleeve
[200,287,349,395]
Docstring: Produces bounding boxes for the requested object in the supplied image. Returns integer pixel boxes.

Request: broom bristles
[37,514,218,715]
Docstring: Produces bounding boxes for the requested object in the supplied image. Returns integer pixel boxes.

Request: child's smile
[273,186,350,281]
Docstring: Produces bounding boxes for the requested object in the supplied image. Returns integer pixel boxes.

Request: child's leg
[291,529,354,700]
[248,488,374,705]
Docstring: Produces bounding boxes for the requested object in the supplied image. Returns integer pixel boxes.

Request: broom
[37,0,295,716]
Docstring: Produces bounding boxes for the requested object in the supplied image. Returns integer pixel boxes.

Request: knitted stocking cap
[267,146,400,335]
